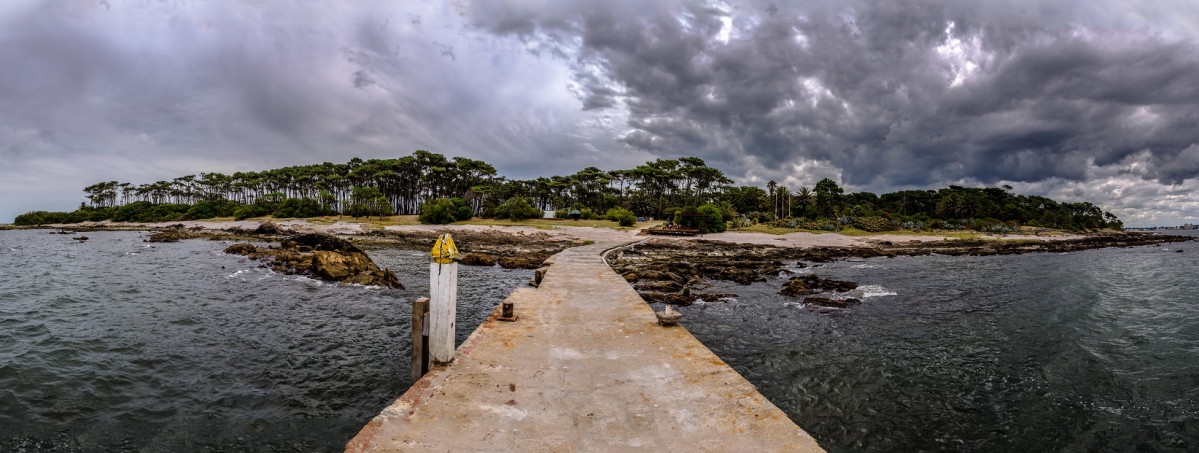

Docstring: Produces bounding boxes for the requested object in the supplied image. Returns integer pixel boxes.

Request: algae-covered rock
[459,253,499,266]
[254,220,281,235]
[224,233,403,289]
[780,278,815,297]
[802,297,862,308]
[147,230,204,242]
[634,281,683,293]
[312,250,373,280]
[225,243,260,255]
[498,255,545,269]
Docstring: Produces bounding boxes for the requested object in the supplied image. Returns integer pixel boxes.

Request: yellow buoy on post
[428,234,459,364]
[430,234,458,264]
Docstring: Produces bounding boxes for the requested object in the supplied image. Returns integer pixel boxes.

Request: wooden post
[410,297,430,383]
[429,234,459,364]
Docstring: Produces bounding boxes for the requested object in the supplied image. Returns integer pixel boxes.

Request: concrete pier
[347,241,823,452]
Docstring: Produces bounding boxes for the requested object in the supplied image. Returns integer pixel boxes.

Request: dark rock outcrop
[459,253,499,266]
[224,233,403,288]
[147,230,201,242]
[254,220,282,235]
[638,291,737,306]
[780,278,814,297]
[498,255,546,269]
[608,233,1192,305]
[781,274,858,298]
[802,297,861,308]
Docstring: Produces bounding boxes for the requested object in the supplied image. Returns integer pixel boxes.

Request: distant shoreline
[1,217,1183,250]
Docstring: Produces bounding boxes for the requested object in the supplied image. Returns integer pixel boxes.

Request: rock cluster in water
[224,232,403,289]
[607,232,1194,308]
[780,274,862,308]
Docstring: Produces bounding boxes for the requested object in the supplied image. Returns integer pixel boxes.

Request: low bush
[234,204,272,221]
[493,196,540,221]
[273,198,334,219]
[419,198,458,224]
[849,216,896,232]
[605,208,636,227]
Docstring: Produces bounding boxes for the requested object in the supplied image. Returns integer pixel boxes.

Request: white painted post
[429,234,459,364]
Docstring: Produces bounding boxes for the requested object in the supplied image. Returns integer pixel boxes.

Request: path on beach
[346,240,823,452]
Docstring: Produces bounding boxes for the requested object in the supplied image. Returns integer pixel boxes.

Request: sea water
[663,231,1199,452]
[0,230,531,451]
[4,229,1197,451]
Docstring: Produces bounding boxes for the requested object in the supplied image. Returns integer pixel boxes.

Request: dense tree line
[15,150,1122,232]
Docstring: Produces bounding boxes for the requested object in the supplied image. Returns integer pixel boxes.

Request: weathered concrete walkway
[347,241,823,452]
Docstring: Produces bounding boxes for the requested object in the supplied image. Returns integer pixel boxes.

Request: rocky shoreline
[15,222,1191,301]
[607,232,1193,308]
[29,221,579,288]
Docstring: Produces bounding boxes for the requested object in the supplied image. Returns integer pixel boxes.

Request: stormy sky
[2,1,1198,226]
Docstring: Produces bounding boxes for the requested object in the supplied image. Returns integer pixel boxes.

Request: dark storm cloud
[0,0,637,222]
[4,0,1199,226]
[462,0,1199,190]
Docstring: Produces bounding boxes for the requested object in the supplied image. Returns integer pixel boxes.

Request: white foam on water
[858,284,898,298]
[826,284,898,300]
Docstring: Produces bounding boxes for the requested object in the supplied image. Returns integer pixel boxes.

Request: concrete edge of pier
[347,240,823,452]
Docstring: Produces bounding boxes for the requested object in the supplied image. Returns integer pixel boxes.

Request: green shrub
[14,211,65,225]
[184,200,239,220]
[850,216,896,232]
[88,207,112,221]
[450,198,473,221]
[494,196,540,220]
[605,208,636,227]
[674,204,726,233]
[273,198,334,219]
[234,204,272,220]
[419,198,458,224]
[454,206,473,221]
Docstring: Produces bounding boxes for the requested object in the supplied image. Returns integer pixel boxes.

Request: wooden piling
[429,234,459,364]
[410,297,430,383]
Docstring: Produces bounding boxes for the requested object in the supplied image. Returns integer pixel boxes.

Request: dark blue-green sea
[2,229,1197,452]
[663,229,1199,452]
[0,230,531,452]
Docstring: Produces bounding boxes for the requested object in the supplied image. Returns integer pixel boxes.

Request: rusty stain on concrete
[346,241,823,452]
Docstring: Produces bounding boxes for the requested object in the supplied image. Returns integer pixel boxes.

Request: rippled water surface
[664,231,1199,452]
[5,229,1198,452]
[0,230,530,451]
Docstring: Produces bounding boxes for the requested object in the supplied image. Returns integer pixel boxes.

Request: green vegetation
[14,151,1122,233]
[673,204,727,233]
[493,196,541,221]
[605,207,637,227]
[419,198,473,224]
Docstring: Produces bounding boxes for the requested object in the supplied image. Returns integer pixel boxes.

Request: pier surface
[347,241,823,452]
